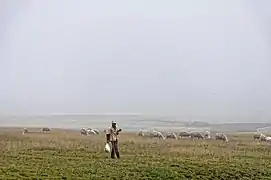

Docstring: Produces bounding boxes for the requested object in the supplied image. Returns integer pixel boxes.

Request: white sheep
[80,128,87,135]
[87,129,97,135]
[260,133,267,141]
[149,130,165,140]
[138,129,144,136]
[265,136,271,142]
[179,131,191,138]
[203,130,211,139]
[190,131,205,139]
[22,128,28,134]
[166,132,178,140]
[92,129,100,135]
[215,133,228,142]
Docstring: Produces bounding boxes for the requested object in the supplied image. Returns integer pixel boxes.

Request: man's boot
[116,152,120,159]
[111,148,115,159]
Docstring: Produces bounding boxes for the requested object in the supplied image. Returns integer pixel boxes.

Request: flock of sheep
[253,133,271,142]
[138,129,229,142]
[22,127,271,143]
[78,127,229,142]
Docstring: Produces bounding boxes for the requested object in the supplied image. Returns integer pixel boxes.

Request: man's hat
[112,120,116,124]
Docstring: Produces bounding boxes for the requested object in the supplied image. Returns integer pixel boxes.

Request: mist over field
[0,1,271,130]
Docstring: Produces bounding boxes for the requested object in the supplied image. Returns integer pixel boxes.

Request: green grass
[1,128,271,179]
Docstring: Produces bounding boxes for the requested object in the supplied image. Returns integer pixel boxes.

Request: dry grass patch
[0,128,271,179]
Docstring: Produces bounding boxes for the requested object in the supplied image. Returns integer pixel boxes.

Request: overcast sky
[0,0,271,122]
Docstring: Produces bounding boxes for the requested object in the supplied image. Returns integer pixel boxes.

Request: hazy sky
[0,0,271,122]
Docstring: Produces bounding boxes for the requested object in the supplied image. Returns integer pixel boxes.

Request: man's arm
[117,128,122,135]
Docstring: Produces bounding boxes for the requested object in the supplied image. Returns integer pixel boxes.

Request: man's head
[112,120,117,128]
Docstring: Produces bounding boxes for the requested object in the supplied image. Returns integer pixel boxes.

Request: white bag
[104,142,111,153]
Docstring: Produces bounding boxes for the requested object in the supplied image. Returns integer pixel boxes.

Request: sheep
[22,128,28,134]
[265,136,271,142]
[92,129,100,135]
[215,133,228,142]
[41,127,51,132]
[253,133,266,141]
[138,129,144,136]
[80,128,87,135]
[149,130,158,138]
[260,133,267,141]
[166,132,178,140]
[257,134,271,142]
[149,130,166,140]
[253,133,261,140]
[190,132,205,139]
[179,131,191,138]
[86,128,98,135]
[203,131,211,139]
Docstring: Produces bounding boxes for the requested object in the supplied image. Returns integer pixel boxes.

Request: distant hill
[186,121,211,127]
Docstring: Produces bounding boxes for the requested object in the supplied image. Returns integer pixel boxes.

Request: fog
[0,0,271,123]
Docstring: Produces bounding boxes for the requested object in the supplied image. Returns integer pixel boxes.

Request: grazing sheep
[260,133,267,141]
[166,132,178,140]
[41,127,51,132]
[22,128,28,134]
[203,131,211,139]
[265,136,271,142]
[215,133,228,142]
[138,129,144,136]
[253,133,266,141]
[149,130,166,139]
[179,131,191,138]
[80,128,87,135]
[92,129,100,135]
[87,129,98,135]
[190,132,204,139]
[253,134,261,140]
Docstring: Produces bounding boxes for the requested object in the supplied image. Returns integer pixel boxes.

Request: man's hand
[117,129,122,135]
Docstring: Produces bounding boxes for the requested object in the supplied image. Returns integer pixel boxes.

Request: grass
[1,128,271,179]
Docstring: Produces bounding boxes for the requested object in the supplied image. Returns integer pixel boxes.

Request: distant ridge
[50,113,141,116]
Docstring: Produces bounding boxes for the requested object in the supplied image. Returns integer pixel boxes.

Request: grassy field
[1,128,271,179]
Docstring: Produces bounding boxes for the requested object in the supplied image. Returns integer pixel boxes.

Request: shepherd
[105,121,122,159]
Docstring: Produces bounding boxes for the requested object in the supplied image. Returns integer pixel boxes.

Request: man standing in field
[106,121,122,159]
